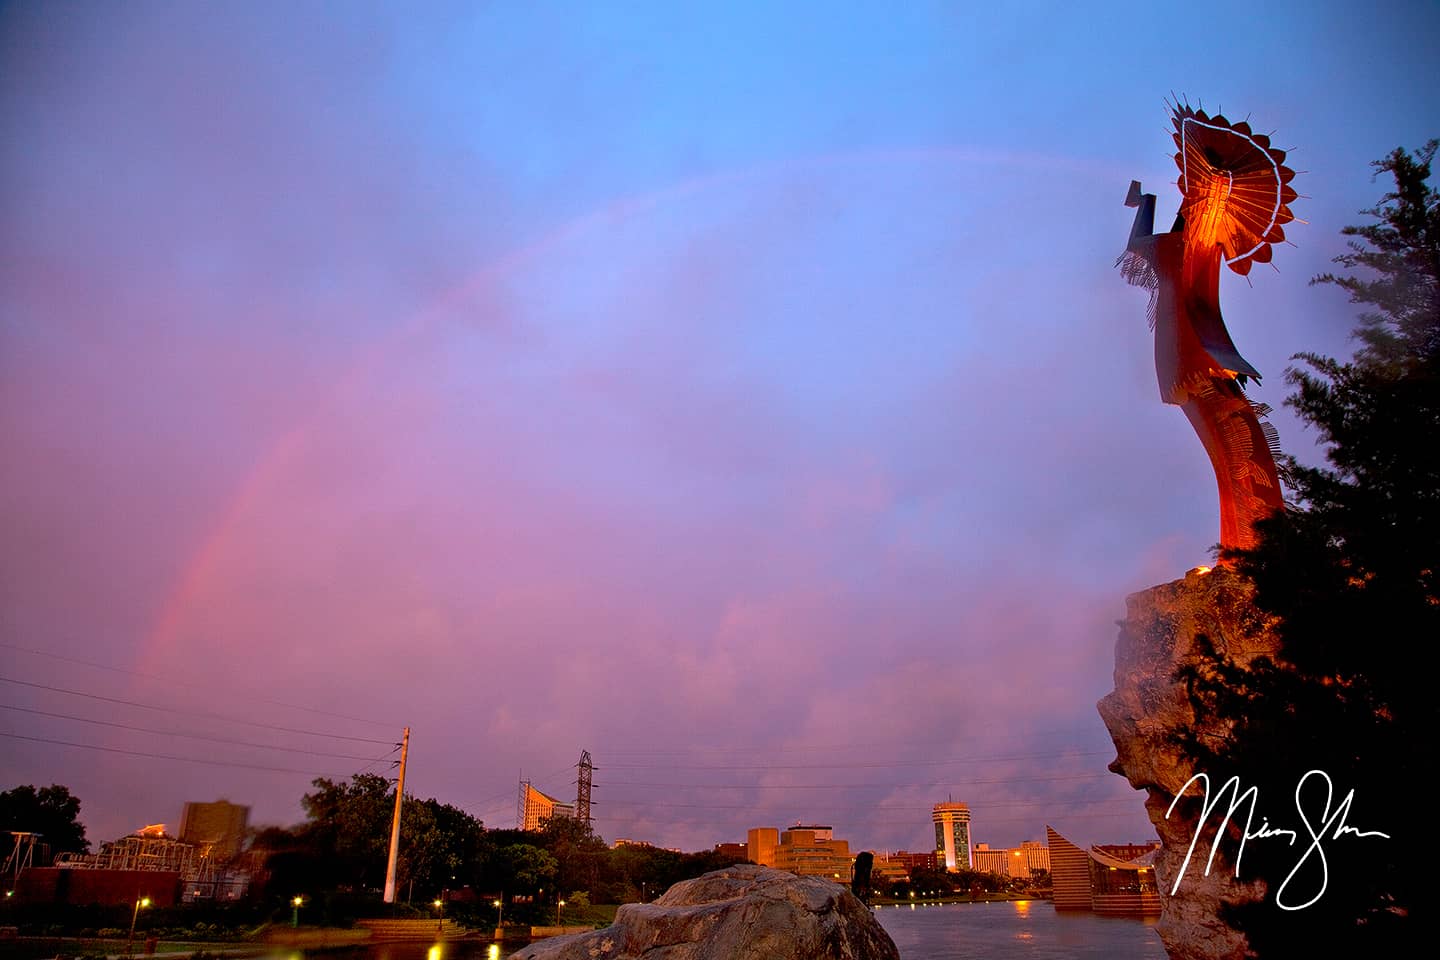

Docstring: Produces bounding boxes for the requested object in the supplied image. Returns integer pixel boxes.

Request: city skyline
[9,774,1185,868]
[4,1,1438,855]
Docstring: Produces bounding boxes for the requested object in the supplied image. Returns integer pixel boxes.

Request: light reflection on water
[250,903,1161,960]
[874,900,1165,959]
[266,942,505,960]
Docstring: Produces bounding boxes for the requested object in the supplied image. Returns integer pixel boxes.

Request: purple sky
[3,1,1438,856]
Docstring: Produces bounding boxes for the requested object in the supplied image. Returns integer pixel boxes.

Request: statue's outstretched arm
[1125,180,1157,251]
[1119,181,1161,300]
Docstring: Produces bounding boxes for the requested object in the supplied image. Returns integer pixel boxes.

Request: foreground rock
[510,865,898,960]
[1098,566,1277,960]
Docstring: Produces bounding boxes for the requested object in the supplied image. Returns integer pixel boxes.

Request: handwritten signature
[1164,769,1390,911]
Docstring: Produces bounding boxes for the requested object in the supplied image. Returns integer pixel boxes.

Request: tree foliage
[1179,140,1437,955]
[271,775,486,900]
[1,784,89,857]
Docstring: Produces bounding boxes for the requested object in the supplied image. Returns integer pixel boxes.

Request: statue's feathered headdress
[1172,105,1299,276]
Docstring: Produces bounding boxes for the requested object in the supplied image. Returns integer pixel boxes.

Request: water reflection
[241,902,1161,960]
[875,899,1164,959]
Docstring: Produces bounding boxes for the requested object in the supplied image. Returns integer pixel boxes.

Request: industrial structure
[517,749,595,831]
[4,832,45,885]
[576,750,594,825]
[22,822,249,904]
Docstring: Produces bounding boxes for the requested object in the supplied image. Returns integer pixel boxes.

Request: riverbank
[0,937,272,960]
[871,891,1045,907]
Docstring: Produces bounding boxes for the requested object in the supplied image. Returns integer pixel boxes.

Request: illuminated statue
[1120,104,1299,553]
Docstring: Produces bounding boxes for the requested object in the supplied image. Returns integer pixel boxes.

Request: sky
[3,1,1438,859]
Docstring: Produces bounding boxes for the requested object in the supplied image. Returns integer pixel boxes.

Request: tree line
[246,773,751,924]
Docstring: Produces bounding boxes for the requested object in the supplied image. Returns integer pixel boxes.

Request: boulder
[509,864,899,960]
[1098,566,1277,960]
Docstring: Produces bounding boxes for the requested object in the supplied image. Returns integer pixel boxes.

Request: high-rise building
[178,799,249,861]
[932,802,972,872]
[518,783,574,831]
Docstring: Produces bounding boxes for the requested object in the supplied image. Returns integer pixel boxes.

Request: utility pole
[383,727,409,903]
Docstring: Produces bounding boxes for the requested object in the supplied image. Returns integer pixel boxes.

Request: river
[873,899,1165,958]
[210,900,1164,959]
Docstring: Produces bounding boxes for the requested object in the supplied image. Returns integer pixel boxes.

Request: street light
[493,896,503,937]
[557,899,565,926]
[433,898,444,933]
[127,896,151,956]
[291,896,303,928]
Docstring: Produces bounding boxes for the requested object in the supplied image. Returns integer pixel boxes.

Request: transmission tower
[516,777,532,831]
[575,750,594,825]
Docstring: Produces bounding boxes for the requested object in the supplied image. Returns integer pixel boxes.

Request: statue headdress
[1171,104,1299,276]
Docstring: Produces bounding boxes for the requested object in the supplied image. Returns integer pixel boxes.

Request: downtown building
[1046,825,1161,917]
[747,825,853,882]
[871,850,938,884]
[518,782,575,831]
[932,802,973,871]
[971,840,1050,879]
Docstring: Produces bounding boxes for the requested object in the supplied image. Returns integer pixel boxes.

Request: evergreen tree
[1178,141,1437,954]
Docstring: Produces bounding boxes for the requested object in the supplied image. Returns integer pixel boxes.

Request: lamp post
[291,896,303,928]
[557,899,565,927]
[126,896,150,956]
[493,895,503,940]
[433,898,444,933]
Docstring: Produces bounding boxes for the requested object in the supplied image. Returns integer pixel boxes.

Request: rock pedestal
[1097,566,1278,960]
[509,865,899,960]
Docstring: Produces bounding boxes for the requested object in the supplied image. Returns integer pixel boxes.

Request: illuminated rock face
[512,864,898,960]
[1098,568,1277,960]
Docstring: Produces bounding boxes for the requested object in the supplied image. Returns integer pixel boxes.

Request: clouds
[4,2,1438,853]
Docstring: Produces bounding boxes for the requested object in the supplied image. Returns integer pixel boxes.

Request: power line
[0,676,396,745]
[2,732,396,775]
[0,641,395,728]
[601,773,1114,790]
[463,764,575,816]
[601,751,1114,771]
[596,797,1135,813]
[594,809,1148,830]
[605,728,1106,756]
[0,704,388,760]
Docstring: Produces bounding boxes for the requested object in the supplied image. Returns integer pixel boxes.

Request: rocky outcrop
[509,864,898,960]
[1098,566,1278,960]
